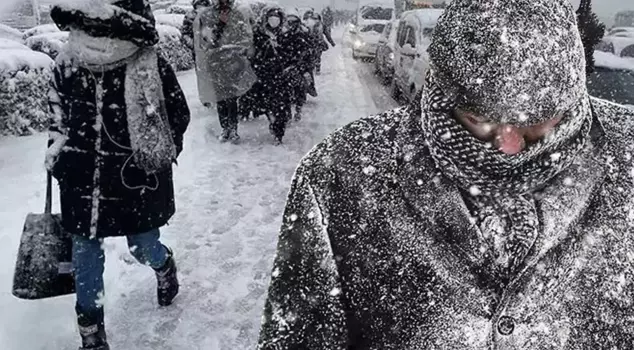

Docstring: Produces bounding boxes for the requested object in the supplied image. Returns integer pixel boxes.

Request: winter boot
[227,129,241,144]
[294,106,303,121]
[218,129,230,143]
[154,246,179,307]
[77,308,109,350]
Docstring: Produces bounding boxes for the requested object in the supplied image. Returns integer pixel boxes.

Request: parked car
[350,1,394,60]
[607,27,634,38]
[597,34,634,58]
[587,51,634,107]
[374,19,399,84]
[391,8,443,103]
[351,23,386,60]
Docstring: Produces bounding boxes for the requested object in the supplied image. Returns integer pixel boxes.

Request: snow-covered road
[0,36,397,349]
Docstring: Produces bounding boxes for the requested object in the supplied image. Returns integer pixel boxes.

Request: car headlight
[354,40,364,48]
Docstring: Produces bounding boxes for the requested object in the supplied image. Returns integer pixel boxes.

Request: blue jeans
[72,228,168,315]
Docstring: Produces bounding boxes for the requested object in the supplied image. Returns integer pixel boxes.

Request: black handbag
[12,172,75,300]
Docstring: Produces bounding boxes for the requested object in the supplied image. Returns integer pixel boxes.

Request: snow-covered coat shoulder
[257,101,634,349]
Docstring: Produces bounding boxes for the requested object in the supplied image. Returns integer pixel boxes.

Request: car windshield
[360,6,393,20]
[360,24,386,33]
[587,67,634,105]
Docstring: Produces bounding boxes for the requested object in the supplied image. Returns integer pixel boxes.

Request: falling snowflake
[272,267,280,278]
[362,165,377,175]
[563,177,574,186]
[441,131,452,140]
[329,287,341,296]
[289,213,298,222]
[550,152,561,162]
[469,186,482,196]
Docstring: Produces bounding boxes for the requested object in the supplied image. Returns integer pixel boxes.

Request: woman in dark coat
[257,0,634,349]
[45,1,190,349]
[252,6,293,144]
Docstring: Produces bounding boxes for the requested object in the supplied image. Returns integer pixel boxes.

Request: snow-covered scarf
[421,71,592,277]
[66,34,176,174]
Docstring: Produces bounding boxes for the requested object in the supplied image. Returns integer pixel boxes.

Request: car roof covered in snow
[0,49,54,72]
[594,50,634,71]
[401,9,444,27]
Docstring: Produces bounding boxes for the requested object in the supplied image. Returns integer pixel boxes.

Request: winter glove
[45,133,68,172]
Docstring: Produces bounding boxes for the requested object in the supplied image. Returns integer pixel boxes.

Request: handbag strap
[45,172,52,214]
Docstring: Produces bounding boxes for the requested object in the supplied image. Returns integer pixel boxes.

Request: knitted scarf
[66,33,176,175]
[421,71,592,276]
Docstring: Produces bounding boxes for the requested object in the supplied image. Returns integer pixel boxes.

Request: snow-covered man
[194,0,256,143]
[46,0,190,349]
[258,0,634,348]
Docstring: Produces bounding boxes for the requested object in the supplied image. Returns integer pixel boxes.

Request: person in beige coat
[193,0,256,143]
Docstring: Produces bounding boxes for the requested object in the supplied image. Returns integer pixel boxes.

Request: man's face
[453,109,563,155]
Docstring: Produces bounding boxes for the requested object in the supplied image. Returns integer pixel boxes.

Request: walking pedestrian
[252,5,293,144]
[281,9,313,121]
[181,0,211,58]
[47,1,190,348]
[193,0,257,143]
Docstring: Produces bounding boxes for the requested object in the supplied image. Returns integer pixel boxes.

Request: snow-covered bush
[0,39,30,50]
[0,50,54,136]
[25,32,69,59]
[166,4,192,15]
[155,14,185,30]
[157,24,193,72]
[22,24,60,41]
[0,24,23,42]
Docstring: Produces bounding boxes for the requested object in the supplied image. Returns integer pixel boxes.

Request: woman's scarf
[420,71,592,277]
[66,33,176,175]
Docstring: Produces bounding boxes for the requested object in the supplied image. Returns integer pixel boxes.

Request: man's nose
[494,125,526,155]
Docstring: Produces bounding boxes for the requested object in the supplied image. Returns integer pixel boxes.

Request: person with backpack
[46,1,190,348]
[193,0,257,143]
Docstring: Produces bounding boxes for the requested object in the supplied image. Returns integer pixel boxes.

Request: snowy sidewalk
[0,39,391,349]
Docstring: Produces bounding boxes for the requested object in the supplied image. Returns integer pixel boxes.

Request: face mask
[268,16,281,28]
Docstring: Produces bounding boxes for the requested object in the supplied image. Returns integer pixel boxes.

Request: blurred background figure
[193,0,257,143]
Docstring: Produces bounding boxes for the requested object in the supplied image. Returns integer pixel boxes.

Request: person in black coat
[46,1,190,349]
[181,0,212,57]
[280,11,313,121]
[304,9,334,75]
[252,6,293,144]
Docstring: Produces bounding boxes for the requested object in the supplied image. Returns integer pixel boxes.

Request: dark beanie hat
[51,0,159,47]
[428,0,586,126]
